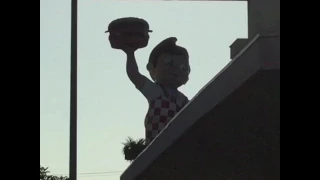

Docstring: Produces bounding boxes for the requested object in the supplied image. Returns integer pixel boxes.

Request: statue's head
[147,37,190,88]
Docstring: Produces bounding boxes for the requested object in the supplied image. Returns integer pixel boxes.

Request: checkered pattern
[145,94,187,144]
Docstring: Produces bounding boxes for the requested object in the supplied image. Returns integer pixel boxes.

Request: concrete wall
[137,69,280,180]
[248,0,280,38]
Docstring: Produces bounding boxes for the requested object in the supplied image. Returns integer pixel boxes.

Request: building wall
[248,0,280,38]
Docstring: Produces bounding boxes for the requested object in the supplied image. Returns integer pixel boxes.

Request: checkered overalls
[144,85,188,144]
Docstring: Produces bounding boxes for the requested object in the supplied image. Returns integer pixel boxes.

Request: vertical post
[69,0,78,180]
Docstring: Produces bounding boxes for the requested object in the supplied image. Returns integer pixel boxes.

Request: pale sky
[40,0,247,179]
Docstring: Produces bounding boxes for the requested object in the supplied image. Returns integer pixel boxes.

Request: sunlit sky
[40,0,247,179]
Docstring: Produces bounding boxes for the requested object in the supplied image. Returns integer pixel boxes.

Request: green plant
[122,137,147,161]
[40,165,69,180]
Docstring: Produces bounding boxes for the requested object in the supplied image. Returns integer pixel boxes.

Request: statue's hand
[122,45,137,55]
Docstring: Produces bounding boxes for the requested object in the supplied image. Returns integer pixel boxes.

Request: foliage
[40,165,69,180]
[122,137,147,161]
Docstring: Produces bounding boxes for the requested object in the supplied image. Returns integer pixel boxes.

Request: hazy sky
[40,0,247,179]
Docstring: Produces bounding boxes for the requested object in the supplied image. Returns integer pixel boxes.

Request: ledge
[230,38,249,59]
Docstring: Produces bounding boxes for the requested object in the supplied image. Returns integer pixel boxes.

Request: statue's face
[151,52,189,88]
